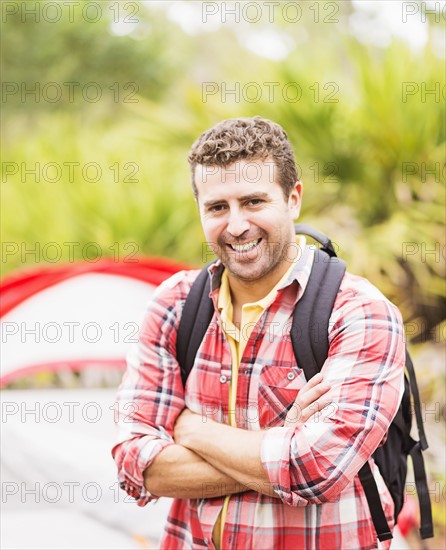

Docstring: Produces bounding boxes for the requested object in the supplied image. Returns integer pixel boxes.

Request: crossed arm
[144,374,331,499]
[115,282,405,506]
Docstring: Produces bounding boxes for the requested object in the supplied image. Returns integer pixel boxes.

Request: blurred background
[1,1,445,548]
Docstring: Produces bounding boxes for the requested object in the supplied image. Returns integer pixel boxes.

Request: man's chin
[223,260,268,282]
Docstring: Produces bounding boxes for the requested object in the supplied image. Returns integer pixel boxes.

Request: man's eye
[209,204,226,212]
[247,199,263,206]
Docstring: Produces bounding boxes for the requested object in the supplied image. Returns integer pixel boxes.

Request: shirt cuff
[117,436,174,507]
[260,426,295,502]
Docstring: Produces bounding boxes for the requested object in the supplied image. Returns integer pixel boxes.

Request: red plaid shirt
[112,246,405,549]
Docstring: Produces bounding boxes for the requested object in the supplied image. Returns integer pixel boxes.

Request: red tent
[1,257,188,386]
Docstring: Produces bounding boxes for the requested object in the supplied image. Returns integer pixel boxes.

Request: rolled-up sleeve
[111,271,193,506]
[261,290,405,507]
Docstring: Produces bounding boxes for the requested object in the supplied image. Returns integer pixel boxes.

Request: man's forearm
[172,377,332,499]
[144,443,249,499]
[179,420,278,498]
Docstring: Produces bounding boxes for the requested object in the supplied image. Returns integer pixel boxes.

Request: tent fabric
[1,257,188,317]
[0,258,189,386]
[1,260,187,547]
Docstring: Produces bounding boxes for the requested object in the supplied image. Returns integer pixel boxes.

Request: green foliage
[2,5,445,539]
[1,113,204,273]
[2,0,187,112]
[2,1,444,338]
[117,39,445,338]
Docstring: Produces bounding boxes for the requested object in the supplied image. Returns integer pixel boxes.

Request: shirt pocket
[257,365,302,428]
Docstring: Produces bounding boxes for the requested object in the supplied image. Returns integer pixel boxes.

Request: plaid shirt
[112,246,405,549]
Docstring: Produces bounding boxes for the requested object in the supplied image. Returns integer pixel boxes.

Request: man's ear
[288,180,303,219]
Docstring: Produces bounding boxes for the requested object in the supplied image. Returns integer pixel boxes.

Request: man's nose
[226,208,250,237]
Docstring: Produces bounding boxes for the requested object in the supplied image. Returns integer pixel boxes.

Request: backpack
[176,224,433,542]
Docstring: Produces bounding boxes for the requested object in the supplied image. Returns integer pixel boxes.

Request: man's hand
[174,407,204,447]
[170,375,332,499]
[284,372,331,427]
[174,373,332,441]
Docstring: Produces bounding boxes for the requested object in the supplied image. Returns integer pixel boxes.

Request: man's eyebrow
[203,192,271,209]
[239,192,270,202]
[203,198,227,208]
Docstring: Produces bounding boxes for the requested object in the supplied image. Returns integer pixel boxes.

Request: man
[112,116,405,549]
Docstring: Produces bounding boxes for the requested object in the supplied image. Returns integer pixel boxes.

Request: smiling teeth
[231,239,260,252]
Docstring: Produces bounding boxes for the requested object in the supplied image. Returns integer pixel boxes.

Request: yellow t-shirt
[212,237,305,549]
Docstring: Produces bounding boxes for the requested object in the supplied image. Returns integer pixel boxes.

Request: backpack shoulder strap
[295,223,338,257]
[290,246,393,542]
[406,351,428,450]
[290,248,346,378]
[176,264,215,387]
[405,351,433,538]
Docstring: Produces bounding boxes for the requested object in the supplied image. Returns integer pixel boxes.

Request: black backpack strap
[176,264,215,387]
[356,355,433,541]
[410,441,434,539]
[406,352,428,450]
[358,463,394,541]
[291,247,395,542]
[290,249,346,378]
[295,223,338,257]
[405,352,433,539]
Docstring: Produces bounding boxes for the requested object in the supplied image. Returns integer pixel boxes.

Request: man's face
[195,158,302,285]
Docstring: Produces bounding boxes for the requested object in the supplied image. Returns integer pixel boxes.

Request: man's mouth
[228,239,261,252]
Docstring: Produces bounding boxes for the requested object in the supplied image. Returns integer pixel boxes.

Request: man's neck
[227,259,293,309]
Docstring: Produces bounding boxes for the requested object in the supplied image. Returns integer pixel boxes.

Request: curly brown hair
[188,116,298,198]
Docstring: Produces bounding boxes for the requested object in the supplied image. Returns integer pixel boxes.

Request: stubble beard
[215,235,290,284]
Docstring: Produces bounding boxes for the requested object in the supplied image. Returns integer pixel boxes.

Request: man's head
[188,116,302,293]
[188,116,299,200]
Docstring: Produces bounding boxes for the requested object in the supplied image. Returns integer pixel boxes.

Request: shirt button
[287,372,295,380]
[204,538,209,545]
[220,375,227,383]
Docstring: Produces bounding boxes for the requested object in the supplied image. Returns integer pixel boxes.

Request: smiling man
[112,117,405,549]
[196,157,302,315]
